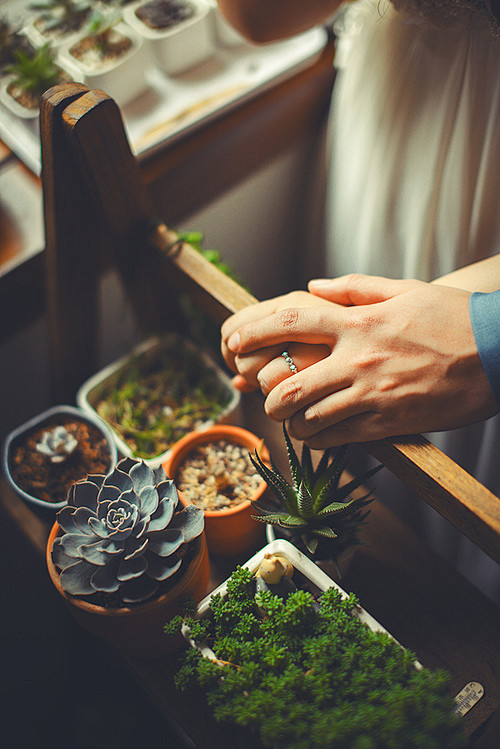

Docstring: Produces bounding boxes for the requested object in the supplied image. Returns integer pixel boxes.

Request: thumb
[308,274,419,306]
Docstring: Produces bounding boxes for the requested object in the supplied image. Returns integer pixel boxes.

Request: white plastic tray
[0,0,327,175]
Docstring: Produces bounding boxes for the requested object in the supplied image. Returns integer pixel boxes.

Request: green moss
[172,567,467,749]
[95,338,232,459]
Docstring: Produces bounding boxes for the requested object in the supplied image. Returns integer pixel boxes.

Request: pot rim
[3,404,119,510]
[46,520,207,617]
[164,424,269,518]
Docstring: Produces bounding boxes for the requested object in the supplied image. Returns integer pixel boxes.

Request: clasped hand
[220,275,497,448]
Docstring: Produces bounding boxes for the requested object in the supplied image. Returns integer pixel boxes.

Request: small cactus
[51,457,204,604]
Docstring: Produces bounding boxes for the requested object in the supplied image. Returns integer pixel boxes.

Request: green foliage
[6,43,62,99]
[172,567,467,749]
[176,230,250,358]
[251,422,381,561]
[95,337,232,459]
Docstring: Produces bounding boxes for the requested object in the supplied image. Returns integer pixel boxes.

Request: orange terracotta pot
[46,521,210,658]
[163,425,269,557]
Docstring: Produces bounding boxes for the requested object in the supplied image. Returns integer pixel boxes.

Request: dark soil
[10,416,113,504]
[135,0,195,30]
[69,29,132,67]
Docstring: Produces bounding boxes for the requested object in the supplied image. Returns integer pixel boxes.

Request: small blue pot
[3,405,118,514]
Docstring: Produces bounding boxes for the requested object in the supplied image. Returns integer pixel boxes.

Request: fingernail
[227,332,240,352]
[309,278,331,288]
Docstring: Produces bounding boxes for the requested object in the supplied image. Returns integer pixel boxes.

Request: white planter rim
[183,538,422,668]
[77,333,241,468]
[3,404,119,511]
[124,0,210,40]
[58,22,143,75]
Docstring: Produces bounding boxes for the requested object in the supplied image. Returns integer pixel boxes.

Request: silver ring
[281,351,298,374]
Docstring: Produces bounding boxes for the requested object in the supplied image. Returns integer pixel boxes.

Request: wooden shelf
[2,395,499,747]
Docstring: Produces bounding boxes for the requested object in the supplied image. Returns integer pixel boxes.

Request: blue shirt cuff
[469,290,500,407]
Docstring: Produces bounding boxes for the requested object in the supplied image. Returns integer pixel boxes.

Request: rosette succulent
[36,425,78,463]
[51,457,204,604]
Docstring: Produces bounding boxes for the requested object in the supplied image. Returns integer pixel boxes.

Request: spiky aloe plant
[250,423,381,561]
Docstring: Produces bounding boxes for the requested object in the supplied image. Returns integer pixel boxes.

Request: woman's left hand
[221,290,333,391]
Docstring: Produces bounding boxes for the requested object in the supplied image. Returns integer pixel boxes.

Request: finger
[234,344,286,388]
[257,343,330,396]
[308,274,421,306]
[287,388,369,441]
[231,374,257,392]
[227,307,339,354]
[263,357,352,422]
[303,411,387,449]
[221,297,286,342]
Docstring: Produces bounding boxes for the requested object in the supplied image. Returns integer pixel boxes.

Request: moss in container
[93,338,233,461]
[168,564,468,749]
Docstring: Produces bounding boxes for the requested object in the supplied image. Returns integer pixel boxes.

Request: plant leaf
[250,512,293,526]
[283,422,302,494]
[303,534,318,555]
[334,465,382,502]
[300,442,314,492]
[311,526,338,539]
[297,479,314,519]
[250,451,296,513]
[312,445,348,513]
[279,514,309,528]
[317,496,360,517]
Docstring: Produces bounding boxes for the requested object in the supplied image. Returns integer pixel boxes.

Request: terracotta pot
[46,522,210,658]
[164,424,269,557]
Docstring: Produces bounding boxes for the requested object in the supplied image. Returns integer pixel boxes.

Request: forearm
[217,0,343,43]
[433,254,500,292]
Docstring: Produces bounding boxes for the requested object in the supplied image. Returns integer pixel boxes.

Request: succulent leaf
[52,457,204,604]
[300,442,314,492]
[303,535,318,555]
[282,421,302,493]
[311,445,348,513]
[296,479,314,518]
[250,451,297,513]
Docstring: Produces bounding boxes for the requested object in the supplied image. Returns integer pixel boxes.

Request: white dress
[324,0,500,601]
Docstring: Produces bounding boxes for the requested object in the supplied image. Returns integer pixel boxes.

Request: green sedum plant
[167,566,467,749]
[51,457,204,604]
[250,422,381,561]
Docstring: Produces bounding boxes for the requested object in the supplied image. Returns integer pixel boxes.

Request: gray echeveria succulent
[36,425,78,463]
[52,457,204,604]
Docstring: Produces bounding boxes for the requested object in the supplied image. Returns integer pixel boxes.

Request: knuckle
[277,307,301,333]
[278,377,304,407]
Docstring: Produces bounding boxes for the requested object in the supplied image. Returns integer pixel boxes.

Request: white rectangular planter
[124,0,214,76]
[57,22,149,107]
[77,334,241,468]
[183,538,422,668]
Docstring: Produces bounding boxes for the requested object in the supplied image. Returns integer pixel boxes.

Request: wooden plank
[61,90,183,333]
[148,228,500,563]
[365,437,500,565]
[40,82,102,402]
